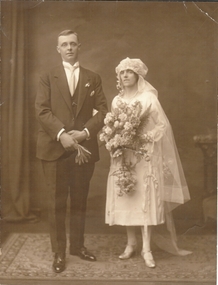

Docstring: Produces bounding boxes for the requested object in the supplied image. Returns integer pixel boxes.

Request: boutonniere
[90,91,95,97]
[85,82,90,88]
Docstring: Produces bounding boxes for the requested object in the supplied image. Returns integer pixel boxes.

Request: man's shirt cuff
[57,128,65,141]
[84,128,90,140]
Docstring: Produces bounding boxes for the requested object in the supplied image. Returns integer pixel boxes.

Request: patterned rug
[0,233,216,282]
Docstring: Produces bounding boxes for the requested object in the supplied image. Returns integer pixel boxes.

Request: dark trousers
[42,155,95,254]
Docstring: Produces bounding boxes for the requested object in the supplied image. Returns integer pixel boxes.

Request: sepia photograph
[1,1,217,285]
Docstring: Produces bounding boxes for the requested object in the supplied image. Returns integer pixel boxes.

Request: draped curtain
[2,2,37,222]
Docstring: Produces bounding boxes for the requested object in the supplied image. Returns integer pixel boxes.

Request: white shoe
[141,251,156,268]
[119,244,137,260]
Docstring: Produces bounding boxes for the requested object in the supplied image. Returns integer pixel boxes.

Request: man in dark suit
[35,30,108,273]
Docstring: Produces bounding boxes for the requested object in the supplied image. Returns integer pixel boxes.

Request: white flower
[116,99,123,108]
[104,113,114,124]
[99,133,105,141]
[124,122,132,130]
[114,121,119,128]
[105,127,113,135]
[106,142,112,151]
[119,122,124,128]
[118,113,127,122]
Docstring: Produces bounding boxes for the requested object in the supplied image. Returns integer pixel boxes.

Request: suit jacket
[35,64,108,162]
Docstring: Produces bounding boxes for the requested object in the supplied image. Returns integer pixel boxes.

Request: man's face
[57,34,81,64]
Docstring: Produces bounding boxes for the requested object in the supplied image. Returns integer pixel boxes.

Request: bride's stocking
[141,226,151,252]
[126,226,137,246]
[141,226,155,268]
[119,226,137,259]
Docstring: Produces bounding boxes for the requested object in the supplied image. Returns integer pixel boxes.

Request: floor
[0,281,214,285]
[1,206,217,285]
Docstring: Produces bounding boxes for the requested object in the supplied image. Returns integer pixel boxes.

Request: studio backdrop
[1,1,217,223]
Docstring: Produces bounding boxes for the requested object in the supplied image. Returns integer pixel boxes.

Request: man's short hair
[57,30,79,43]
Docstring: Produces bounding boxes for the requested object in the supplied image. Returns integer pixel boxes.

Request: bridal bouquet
[99,97,152,196]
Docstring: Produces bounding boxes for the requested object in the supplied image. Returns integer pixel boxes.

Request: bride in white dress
[102,58,191,268]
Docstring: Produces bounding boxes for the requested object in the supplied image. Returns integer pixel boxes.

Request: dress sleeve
[149,95,167,142]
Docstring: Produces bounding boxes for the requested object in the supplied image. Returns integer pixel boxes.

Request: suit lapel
[54,65,72,112]
[76,67,90,117]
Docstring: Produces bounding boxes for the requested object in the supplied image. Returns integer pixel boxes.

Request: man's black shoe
[53,253,66,273]
[78,247,96,261]
[70,247,96,261]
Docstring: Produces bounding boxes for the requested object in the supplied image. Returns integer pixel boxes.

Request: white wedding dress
[105,90,191,255]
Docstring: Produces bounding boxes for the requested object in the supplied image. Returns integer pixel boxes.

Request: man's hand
[68,130,87,143]
[60,132,77,151]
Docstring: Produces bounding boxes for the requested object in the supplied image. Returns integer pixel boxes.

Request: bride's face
[120,69,138,88]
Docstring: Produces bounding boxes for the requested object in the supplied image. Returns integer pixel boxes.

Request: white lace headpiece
[115,57,148,78]
[115,57,158,97]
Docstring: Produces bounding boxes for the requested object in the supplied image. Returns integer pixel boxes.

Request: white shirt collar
[62,61,79,70]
